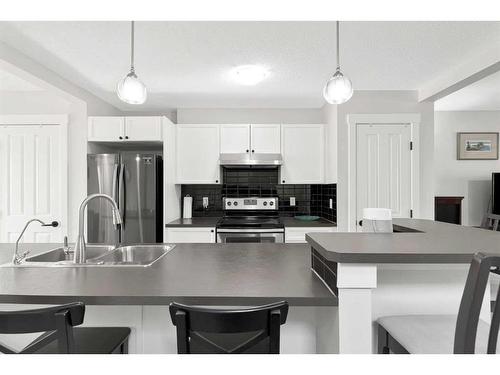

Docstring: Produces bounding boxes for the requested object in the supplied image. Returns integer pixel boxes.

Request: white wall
[334,90,435,231]
[177,108,323,124]
[434,111,500,226]
[322,104,338,183]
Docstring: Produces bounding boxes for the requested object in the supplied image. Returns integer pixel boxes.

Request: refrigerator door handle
[112,163,119,203]
[118,163,125,227]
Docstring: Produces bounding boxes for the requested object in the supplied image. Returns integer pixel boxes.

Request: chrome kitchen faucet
[74,194,122,264]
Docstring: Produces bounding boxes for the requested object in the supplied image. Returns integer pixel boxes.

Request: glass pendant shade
[117,71,147,105]
[323,69,353,104]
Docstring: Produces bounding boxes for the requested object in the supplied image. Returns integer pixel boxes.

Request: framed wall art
[457,132,499,160]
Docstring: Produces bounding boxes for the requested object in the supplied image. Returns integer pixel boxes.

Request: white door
[88,116,124,142]
[280,124,324,184]
[356,124,412,230]
[250,124,281,153]
[124,117,162,141]
[0,123,67,242]
[176,124,221,184]
[219,124,250,154]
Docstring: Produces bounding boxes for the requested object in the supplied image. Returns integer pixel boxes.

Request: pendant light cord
[130,21,135,73]
[336,20,340,70]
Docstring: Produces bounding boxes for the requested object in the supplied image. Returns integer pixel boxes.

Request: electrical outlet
[203,197,209,209]
[290,197,296,206]
[329,198,333,209]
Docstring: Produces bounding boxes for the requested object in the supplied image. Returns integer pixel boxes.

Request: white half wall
[334,91,435,231]
[434,111,500,226]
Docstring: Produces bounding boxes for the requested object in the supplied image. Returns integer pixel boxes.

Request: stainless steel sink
[90,245,175,266]
[3,244,175,268]
[25,245,114,263]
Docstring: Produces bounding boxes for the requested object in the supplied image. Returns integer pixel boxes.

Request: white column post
[337,263,377,353]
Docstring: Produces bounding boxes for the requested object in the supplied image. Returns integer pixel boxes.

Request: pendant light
[323,21,353,104]
[117,21,147,105]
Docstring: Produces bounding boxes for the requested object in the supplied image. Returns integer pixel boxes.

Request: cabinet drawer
[285,227,336,243]
[165,227,216,243]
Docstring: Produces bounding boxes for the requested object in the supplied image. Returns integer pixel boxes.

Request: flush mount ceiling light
[323,21,353,105]
[117,21,147,105]
[230,65,270,86]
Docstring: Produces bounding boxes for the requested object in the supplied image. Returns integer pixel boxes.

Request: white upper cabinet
[250,124,281,153]
[124,117,162,141]
[176,124,221,184]
[88,116,125,142]
[88,116,162,142]
[220,124,250,153]
[219,124,281,154]
[280,124,325,184]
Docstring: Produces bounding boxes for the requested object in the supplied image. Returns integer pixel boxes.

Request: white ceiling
[435,70,500,111]
[0,21,499,110]
[0,67,43,91]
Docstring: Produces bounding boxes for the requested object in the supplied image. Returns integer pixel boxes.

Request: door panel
[176,124,220,184]
[220,124,250,153]
[121,153,158,243]
[87,154,120,244]
[356,124,411,231]
[88,116,124,142]
[125,117,162,141]
[0,125,65,242]
[250,124,281,153]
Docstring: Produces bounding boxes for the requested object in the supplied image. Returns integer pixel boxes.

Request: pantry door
[0,116,68,242]
[356,123,413,231]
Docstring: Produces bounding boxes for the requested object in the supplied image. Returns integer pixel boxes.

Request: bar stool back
[377,253,500,354]
[0,302,130,354]
[169,301,289,354]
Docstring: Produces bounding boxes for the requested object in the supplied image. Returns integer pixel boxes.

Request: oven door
[216,229,284,243]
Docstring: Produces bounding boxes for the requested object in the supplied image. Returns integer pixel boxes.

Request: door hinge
[410,141,413,151]
[410,209,413,218]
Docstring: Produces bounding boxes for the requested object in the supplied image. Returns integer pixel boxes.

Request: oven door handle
[216,228,284,233]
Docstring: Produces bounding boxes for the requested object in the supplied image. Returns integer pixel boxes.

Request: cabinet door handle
[119,136,123,140]
[252,150,255,153]
[282,180,286,183]
[210,229,214,233]
[125,136,129,140]
[215,180,219,183]
[246,149,249,153]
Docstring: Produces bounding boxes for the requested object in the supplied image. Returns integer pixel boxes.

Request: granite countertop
[165,217,221,227]
[0,243,336,306]
[280,217,336,227]
[306,218,500,264]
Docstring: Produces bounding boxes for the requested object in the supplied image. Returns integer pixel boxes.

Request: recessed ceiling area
[0,21,499,110]
[435,70,500,111]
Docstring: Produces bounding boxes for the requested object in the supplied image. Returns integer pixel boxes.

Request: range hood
[219,153,283,166]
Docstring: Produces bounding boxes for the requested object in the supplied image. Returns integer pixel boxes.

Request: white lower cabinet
[285,227,337,243]
[165,227,216,243]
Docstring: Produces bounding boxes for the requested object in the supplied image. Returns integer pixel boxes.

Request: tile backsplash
[180,167,336,222]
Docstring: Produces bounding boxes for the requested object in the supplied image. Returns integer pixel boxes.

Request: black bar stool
[0,302,131,354]
[377,252,500,354]
[169,301,289,354]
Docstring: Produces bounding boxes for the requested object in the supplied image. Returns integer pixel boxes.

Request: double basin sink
[13,244,176,267]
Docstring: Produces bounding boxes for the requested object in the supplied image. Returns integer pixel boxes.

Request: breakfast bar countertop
[306,218,500,264]
[0,243,336,307]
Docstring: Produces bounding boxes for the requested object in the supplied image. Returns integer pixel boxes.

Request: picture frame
[457,132,499,160]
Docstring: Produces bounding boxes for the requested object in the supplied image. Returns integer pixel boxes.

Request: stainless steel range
[216,197,284,243]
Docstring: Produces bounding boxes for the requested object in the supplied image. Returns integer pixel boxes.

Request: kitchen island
[0,243,337,353]
[306,218,500,354]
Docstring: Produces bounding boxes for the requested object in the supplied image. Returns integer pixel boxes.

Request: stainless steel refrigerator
[87,153,163,244]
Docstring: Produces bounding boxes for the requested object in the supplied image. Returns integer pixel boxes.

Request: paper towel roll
[183,195,193,219]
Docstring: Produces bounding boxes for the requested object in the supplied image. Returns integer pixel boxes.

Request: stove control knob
[233,201,238,206]
[269,201,274,206]
[227,201,231,206]
[263,201,268,206]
